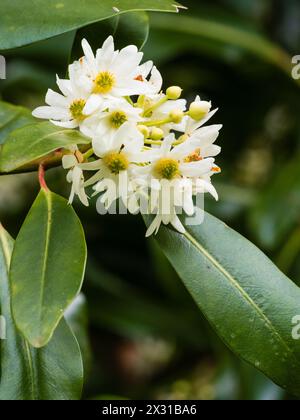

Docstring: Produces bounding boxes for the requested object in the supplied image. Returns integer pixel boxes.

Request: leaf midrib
[183,229,298,363]
[23,340,38,400]
[38,191,52,332]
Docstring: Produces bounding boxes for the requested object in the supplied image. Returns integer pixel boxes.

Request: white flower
[32,70,93,130]
[32,35,223,238]
[75,37,155,114]
[81,98,143,141]
[62,149,89,206]
[136,134,220,236]
[80,122,145,212]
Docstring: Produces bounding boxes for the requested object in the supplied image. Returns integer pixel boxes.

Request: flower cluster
[33,37,222,236]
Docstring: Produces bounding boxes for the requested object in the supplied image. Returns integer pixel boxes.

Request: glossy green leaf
[10,189,87,348]
[0,101,35,146]
[0,225,83,400]
[0,121,90,173]
[0,0,182,51]
[71,12,149,63]
[146,212,300,396]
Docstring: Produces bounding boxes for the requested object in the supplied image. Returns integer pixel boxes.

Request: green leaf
[0,101,35,146]
[71,12,149,63]
[0,121,90,173]
[0,225,83,400]
[10,189,87,348]
[0,0,182,51]
[146,212,300,396]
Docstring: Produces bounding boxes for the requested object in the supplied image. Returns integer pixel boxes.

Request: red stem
[38,164,49,191]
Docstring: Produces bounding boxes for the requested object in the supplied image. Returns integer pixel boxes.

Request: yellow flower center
[153,158,180,180]
[109,110,128,129]
[93,71,115,94]
[103,152,129,175]
[69,99,86,121]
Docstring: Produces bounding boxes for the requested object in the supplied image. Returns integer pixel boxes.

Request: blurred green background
[1,0,300,400]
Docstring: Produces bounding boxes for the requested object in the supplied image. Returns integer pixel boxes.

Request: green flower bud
[150,127,164,140]
[169,109,184,124]
[138,125,150,138]
[166,86,182,100]
[189,101,211,121]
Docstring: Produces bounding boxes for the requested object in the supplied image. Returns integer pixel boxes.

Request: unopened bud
[169,109,184,124]
[150,127,164,141]
[138,125,150,138]
[166,86,182,100]
[189,101,211,121]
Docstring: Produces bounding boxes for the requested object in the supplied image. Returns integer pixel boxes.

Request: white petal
[32,106,69,120]
[82,38,95,69]
[195,179,219,201]
[170,215,186,234]
[62,155,77,169]
[146,214,162,237]
[180,158,215,177]
[45,89,68,107]
[80,160,103,171]
[112,46,142,74]
[56,75,72,96]
[138,61,153,78]
[201,145,221,158]
[50,119,78,128]
[83,94,103,115]
[161,134,175,156]
[149,66,163,93]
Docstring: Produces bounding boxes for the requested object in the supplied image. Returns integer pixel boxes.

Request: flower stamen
[135,74,144,82]
[184,148,202,163]
[154,158,180,180]
[69,99,86,122]
[103,152,129,174]
[109,110,128,129]
[93,71,115,94]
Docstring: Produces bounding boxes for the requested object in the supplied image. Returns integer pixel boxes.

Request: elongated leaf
[0,101,35,146]
[146,212,300,396]
[71,12,149,63]
[0,225,83,400]
[10,189,87,348]
[0,0,182,51]
[0,121,90,173]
